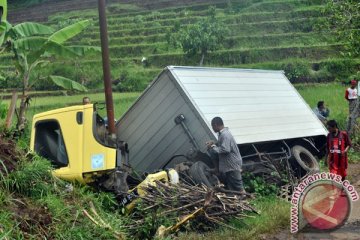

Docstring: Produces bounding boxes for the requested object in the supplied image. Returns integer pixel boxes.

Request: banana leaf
[49,20,90,44]
[67,45,100,56]
[11,22,54,37]
[49,75,88,92]
[13,36,47,52]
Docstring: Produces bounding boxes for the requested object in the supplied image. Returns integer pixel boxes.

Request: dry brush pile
[120,181,258,238]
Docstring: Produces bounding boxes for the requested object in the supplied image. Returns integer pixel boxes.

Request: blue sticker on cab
[91,154,104,169]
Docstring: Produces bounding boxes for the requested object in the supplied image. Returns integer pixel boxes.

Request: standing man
[326,120,351,181]
[345,79,359,134]
[206,117,245,193]
[345,80,358,114]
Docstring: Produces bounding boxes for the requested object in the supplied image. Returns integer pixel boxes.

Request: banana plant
[0,20,99,131]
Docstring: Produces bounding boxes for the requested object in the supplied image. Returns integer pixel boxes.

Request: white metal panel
[116,70,214,172]
[169,66,327,144]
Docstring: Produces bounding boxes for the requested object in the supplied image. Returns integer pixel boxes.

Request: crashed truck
[115,66,327,186]
[31,66,327,196]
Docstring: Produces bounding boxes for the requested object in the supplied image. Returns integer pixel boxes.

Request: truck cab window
[34,121,69,168]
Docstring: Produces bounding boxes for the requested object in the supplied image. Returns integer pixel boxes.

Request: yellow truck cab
[30,104,117,184]
[30,104,179,208]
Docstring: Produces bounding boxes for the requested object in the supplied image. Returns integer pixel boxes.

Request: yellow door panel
[82,105,116,173]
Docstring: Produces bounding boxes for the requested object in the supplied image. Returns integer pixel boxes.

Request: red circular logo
[301,181,351,230]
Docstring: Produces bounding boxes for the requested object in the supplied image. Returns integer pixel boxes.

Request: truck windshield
[34,120,69,168]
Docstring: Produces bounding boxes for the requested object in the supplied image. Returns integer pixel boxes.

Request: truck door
[31,107,84,182]
[81,105,116,174]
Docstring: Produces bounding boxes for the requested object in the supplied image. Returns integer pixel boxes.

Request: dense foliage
[175,7,228,66]
[0,19,97,130]
[322,0,360,58]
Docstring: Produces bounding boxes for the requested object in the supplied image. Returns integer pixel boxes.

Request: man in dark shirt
[206,117,245,193]
[326,120,351,181]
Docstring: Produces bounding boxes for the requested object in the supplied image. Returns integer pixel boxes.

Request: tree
[322,0,360,57]
[175,7,228,66]
[0,20,99,131]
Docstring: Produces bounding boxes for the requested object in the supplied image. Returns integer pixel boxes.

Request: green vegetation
[9,0,51,9]
[296,83,348,127]
[0,19,98,130]
[1,0,359,92]
[0,152,126,239]
[320,0,360,57]
[171,6,229,66]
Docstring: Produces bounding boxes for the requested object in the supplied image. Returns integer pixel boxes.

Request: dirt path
[266,163,360,240]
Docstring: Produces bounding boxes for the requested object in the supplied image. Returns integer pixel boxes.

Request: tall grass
[295,83,349,128]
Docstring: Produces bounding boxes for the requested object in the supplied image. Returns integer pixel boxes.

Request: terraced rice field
[1,0,359,91]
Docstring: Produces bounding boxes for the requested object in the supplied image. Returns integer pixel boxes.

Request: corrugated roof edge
[167,66,285,74]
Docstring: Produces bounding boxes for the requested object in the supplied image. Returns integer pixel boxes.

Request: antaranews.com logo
[290,172,359,233]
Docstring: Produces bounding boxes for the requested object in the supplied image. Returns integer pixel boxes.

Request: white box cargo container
[116,66,327,173]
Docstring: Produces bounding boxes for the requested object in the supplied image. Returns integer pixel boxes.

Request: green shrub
[243,173,279,196]
[320,59,360,81]
[114,68,151,92]
[282,59,310,82]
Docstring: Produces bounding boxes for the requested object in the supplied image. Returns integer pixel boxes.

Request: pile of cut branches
[125,181,257,238]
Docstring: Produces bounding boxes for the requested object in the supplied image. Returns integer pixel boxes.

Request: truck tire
[188,161,219,187]
[291,145,319,173]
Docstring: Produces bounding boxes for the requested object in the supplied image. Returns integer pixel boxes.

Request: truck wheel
[188,161,219,187]
[291,145,319,173]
